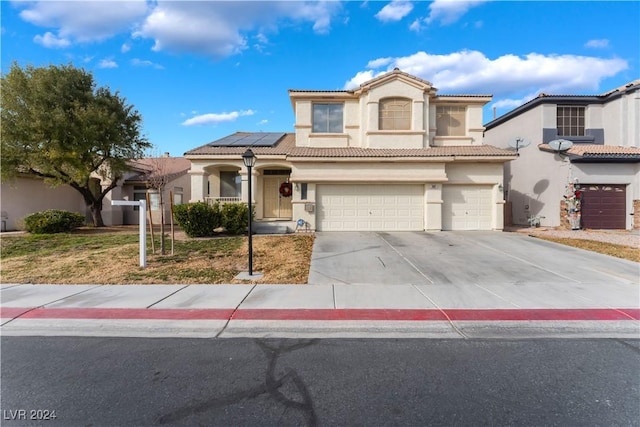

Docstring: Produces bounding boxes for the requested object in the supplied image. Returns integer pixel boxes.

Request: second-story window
[313,103,343,133]
[436,106,466,136]
[379,97,411,130]
[557,106,585,136]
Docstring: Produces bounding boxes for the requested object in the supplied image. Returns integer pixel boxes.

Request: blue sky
[2,1,639,156]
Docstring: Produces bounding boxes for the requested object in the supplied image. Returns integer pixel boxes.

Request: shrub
[220,202,251,235]
[24,210,85,234]
[173,202,221,237]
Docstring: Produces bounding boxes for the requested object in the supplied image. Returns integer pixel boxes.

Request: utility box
[304,203,315,213]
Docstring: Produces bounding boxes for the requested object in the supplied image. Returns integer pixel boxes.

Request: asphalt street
[2,337,639,426]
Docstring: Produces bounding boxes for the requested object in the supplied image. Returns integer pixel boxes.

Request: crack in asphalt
[156,338,318,425]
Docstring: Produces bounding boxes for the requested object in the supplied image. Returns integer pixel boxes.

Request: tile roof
[186,132,515,159]
[125,157,191,182]
[287,145,515,158]
[437,94,493,98]
[538,143,640,159]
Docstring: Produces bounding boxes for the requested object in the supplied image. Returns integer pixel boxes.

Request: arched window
[379,97,411,130]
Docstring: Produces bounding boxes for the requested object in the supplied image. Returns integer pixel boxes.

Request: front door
[263,176,292,218]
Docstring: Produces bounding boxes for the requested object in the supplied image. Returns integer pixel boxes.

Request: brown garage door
[580,184,626,229]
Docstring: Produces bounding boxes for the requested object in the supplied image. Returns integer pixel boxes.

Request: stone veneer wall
[559,200,571,230]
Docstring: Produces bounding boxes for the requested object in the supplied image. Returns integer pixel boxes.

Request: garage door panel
[443,185,492,230]
[581,184,626,229]
[318,184,424,231]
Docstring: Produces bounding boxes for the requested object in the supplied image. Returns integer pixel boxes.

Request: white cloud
[121,43,131,53]
[367,57,394,69]
[134,2,342,58]
[425,0,487,25]
[33,31,70,48]
[130,58,164,70]
[257,119,269,125]
[491,93,539,111]
[97,58,118,69]
[346,50,629,108]
[585,39,609,49]
[17,1,342,58]
[19,0,149,43]
[375,1,414,23]
[409,18,423,32]
[344,70,379,89]
[182,110,256,126]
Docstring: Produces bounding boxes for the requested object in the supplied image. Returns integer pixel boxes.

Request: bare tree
[145,156,171,255]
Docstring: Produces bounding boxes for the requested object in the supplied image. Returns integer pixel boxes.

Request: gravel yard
[508,226,640,249]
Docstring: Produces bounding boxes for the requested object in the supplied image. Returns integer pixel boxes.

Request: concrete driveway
[308,231,640,287]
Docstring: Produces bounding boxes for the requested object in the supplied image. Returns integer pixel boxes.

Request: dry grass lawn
[530,236,640,263]
[0,227,315,285]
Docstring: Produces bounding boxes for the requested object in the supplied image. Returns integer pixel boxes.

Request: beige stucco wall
[602,89,640,148]
[292,76,490,151]
[290,162,448,182]
[360,79,428,149]
[1,176,86,231]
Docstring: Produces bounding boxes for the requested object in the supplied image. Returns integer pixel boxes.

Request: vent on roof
[208,132,285,147]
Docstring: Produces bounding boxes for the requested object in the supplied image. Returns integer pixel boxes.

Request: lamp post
[242,148,256,276]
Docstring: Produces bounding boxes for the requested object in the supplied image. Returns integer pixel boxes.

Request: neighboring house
[484,80,640,230]
[0,155,191,230]
[185,69,516,232]
[1,175,86,231]
[119,156,191,225]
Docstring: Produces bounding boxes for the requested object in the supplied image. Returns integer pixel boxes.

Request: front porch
[190,161,294,223]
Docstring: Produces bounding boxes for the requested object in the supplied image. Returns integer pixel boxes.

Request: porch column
[189,170,208,202]
[239,170,257,204]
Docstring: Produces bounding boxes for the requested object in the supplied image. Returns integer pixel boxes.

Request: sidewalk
[1,282,638,339]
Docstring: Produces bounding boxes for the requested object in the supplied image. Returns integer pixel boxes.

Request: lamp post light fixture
[241,148,261,279]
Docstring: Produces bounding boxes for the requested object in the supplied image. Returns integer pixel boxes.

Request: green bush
[173,202,253,237]
[24,210,85,234]
[173,202,221,237]
[221,202,251,235]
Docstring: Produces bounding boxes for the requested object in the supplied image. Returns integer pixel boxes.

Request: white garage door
[317,184,424,231]
[442,185,493,230]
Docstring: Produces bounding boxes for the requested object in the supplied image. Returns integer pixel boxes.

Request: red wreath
[279,182,292,198]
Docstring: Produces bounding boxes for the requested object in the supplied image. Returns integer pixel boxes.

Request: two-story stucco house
[484,80,640,230]
[185,69,516,232]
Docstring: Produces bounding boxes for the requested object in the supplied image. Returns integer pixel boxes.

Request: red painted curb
[2,307,638,321]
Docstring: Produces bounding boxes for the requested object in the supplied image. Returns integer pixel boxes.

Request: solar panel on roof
[208,132,285,147]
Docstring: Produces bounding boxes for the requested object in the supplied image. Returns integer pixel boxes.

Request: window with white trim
[557,106,585,136]
[379,97,411,130]
[312,103,343,133]
[436,106,466,136]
